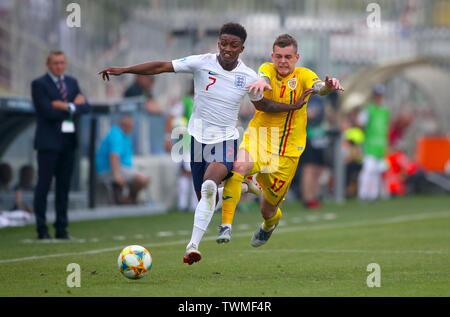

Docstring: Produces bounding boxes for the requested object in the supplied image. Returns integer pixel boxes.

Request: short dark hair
[119,112,134,123]
[219,22,247,43]
[0,162,12,186]
[47,50,65,62]
[273,34,298,53]
[18,165,34,189]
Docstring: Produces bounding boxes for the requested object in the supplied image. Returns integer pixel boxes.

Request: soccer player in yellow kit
[217,34,344,246]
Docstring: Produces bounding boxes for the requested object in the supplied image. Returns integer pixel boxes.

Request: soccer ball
[118,245,152,279]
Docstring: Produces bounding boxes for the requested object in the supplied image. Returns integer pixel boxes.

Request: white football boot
[243,175,262,196]
[183,243,202,265]
[216,225,232,244]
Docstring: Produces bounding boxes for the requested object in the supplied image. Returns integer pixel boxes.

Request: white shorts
[362,155,388,173]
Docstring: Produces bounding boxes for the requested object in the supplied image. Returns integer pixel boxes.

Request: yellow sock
[221,172,244,225]
[263,208,282,231]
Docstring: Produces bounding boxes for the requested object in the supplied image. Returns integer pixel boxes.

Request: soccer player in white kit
[99,23,313,265]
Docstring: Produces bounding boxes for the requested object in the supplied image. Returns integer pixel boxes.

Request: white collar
[48,71,65,83]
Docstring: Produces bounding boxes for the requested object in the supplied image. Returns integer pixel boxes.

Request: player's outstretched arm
[98,61,174,81]
[251,88,314,113]
[246,77,272,99]
[313,74,344,96]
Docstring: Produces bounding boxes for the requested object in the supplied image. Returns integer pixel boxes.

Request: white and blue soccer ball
[118,245,152,279]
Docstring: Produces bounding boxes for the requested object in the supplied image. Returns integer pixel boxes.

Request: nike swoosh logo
[208,71,218,76]
[222,196,232,200]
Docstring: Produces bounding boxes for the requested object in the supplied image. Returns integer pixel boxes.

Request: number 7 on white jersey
[206,76,216,91]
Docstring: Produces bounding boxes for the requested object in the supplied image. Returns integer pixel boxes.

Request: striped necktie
[58,77,68,101]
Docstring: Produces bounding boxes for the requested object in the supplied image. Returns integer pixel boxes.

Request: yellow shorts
[240,131,300,206]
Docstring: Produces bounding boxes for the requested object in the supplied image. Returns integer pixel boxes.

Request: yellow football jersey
[247,63,322,157]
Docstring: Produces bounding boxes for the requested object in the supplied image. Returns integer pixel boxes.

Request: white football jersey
[172,53,261,144]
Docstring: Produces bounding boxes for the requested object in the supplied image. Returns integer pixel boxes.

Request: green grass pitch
[0,195,449,297]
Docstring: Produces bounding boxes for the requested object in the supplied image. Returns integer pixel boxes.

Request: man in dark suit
[31,50,91,240]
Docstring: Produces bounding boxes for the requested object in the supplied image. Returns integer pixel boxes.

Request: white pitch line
[0,240,190,264]
[305,215,319,222]
[323,213,337,220]
[156,231,174,237]
[245,249,447,255]
[278,220,288,226]
[0,210,449,264]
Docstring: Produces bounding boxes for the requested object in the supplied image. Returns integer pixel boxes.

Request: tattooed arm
[251,88,313,113]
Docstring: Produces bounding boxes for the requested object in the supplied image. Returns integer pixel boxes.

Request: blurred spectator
[14,165,35,191]
[165,83,197,212]
[342,126,365,198]
[356,85,390,201]
[10,164,35,214]
[124,75,162,115]
[165,82,194,152]
[11,189,33,214]
[124,74,165,155]
[384,149,421,197]
[96,113,150,205]
[389,111,414,148]
[0,162,13,191]
[0,162,13,210]
[299,94,328,209]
